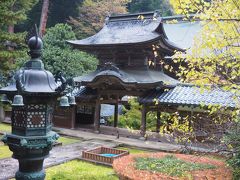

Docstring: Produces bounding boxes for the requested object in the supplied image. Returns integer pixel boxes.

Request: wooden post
[0,106,4,122]
[140,104,147,138]
[156,111,161,133]
[94,98,101,132]
[113,102,118,128]
[70,105,77,129]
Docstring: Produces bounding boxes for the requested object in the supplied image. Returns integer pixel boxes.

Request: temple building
[52,11,237,139]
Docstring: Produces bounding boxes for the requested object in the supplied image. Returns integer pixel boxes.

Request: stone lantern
[0,32,70,179]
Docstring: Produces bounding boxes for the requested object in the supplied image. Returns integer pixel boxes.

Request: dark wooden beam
[99,90,144,96]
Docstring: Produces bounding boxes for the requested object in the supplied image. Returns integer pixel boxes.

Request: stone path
[54,127,216,153]
[0,139,118,180]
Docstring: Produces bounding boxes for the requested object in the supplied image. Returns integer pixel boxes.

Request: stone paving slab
[0,140,118,180]
[54,127,182,152]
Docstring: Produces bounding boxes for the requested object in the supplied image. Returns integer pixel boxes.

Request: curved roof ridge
[67,11,184,54]
[107,11,161,22]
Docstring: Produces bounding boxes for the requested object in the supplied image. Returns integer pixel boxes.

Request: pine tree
[0,0,38,80]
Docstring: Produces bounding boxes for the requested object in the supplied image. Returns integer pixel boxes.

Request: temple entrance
[76,104,95,125]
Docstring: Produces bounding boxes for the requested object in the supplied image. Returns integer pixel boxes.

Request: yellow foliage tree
[170,0,240,93]
[169,1,240,177]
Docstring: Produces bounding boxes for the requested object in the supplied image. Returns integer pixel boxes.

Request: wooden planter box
[82,146,129,165]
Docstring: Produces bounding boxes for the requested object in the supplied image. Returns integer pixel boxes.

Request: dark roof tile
[140,85,239,108]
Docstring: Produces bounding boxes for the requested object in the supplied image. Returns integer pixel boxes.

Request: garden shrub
[43,24,98,78]
[224,119,240,180]
[109,98,158,131]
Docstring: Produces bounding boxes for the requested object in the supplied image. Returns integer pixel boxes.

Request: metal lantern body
[59,96,70,107]
[0,35,66,180]
[68,96,76,106]
[12,95,24,106]
[1,94,11,104]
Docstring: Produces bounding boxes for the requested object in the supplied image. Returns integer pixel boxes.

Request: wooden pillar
[140,104,147,138]
[0,106,4,122]
[156,110,161,133]
[113,102,118,127]
[94,98,101,132]
[70,105,77,129]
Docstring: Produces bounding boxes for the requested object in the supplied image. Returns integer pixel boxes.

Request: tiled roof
[71,86,97,101]
[74,68,179,88]
[163,21,201,49]
[140,85,239,108]
[67,11,183,52]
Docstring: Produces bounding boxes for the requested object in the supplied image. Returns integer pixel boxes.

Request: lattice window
[27,111,46,128]
[13,110,26,127]
[26,104,47,128]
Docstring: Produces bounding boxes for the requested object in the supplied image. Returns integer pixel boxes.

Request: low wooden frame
[82,146,129,165]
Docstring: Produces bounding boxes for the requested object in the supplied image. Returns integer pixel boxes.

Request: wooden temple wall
[52,106,76,129]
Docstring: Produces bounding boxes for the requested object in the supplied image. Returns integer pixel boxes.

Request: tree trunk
[7,25,14,51]
[39,0,50,37]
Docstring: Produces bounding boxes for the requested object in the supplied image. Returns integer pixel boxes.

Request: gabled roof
[163,21,201,50]
[139,84,239,108]
[67,11,184,52]
[160,15,201,50]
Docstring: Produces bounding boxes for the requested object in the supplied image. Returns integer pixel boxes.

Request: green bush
[16,24,98,78]
[42,24,98,78]
[224,119,240,180]
[109,98,158,131]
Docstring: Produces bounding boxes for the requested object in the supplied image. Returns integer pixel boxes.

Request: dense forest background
[0,0,172,81]
[16,0,172,38]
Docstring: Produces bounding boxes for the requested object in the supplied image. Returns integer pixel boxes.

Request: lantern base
[16,170,45,180]
[16,158,45,180]
[1,131,59,180]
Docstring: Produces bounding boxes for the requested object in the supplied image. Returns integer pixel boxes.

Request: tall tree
[15,0,81,33]
[128,0,172,16]
[39,0,49,36]
[169,0,240,178]
[42,23,97,78]
[69,0,129,39]
[0,0,38,83]
[47,0,81,27]
[170,0,240,92]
